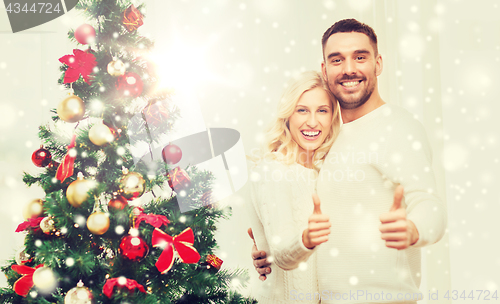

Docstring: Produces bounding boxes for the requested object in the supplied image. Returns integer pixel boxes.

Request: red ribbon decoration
[151,228,200,274]
[15,217,44,233]
[133,208,170,229]
[11,264,43,297]
[59,49,97,85]
[103,277,146,298]
[56,134,77,182]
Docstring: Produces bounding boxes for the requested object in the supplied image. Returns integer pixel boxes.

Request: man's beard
[327,74,375,110]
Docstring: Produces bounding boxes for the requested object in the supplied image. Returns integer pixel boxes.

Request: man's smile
[340,80,361,87]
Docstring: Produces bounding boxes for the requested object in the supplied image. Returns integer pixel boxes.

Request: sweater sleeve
[248,163,316,270]
[378,113,447,247]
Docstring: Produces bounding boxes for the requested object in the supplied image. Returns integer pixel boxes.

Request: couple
[247,19,447,304]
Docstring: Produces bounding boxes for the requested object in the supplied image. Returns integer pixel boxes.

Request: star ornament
[152,228,200,274]
[59,49,97,85]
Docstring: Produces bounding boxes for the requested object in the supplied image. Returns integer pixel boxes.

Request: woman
[247,71,341,303]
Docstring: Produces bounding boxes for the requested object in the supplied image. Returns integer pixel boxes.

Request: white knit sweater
[316,103,447,303]
[247,157,320,304]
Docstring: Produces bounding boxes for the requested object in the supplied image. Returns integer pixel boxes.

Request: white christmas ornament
[64,281,93,304]
[32,266,57,294]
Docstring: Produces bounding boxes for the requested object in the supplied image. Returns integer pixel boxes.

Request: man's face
[321,32,382,110]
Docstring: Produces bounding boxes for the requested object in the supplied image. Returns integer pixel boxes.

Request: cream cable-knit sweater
[247,157,320,304]
[316,103,447,303]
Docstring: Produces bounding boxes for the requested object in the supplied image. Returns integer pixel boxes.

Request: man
[249,19,447,303]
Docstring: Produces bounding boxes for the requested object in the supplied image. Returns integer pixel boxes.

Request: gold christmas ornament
[57,94,85,123]
[15,248,31,265]
[119,171,145,200]
[86,211,110,235]
[64,281,94,304]
[32,266,57,294]
[40,216,55,234]
[107,59,126,76]
[89,122,114,146]
[22,199,44,220]
[66,173,96,208]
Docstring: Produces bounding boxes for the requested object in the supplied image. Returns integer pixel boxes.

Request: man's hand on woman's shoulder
[248,228,272,281]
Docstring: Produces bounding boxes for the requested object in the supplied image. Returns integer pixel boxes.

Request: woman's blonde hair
[261,71,341,169]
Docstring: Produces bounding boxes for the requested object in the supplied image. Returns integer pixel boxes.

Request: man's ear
[375,54,383,76]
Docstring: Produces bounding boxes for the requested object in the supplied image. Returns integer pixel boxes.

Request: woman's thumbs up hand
[302,194,332,249]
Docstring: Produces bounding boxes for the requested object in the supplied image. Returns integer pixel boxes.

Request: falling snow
[0,0,499,296]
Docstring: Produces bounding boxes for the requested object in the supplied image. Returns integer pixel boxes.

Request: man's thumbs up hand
[303,194,331,249]
[390,185,404,212]
[313,193,322,214]
[379,185,419,250]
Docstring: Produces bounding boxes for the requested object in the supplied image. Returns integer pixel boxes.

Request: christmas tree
[0,0,255,303]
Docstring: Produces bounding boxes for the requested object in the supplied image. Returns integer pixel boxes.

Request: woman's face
[288,87,333,156]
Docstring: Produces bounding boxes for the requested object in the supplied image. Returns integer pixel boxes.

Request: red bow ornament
[59,49,97,85]
[11,264,44,297]
[152,228,200,274]
[103,277,146,298]
[133,208,170,229]
[56,134,77,182]
[15,217,44,233]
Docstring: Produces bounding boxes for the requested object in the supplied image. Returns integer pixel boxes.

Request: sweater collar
[340,104,389,129]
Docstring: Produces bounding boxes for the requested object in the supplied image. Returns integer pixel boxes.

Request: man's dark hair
[322,19,378,58]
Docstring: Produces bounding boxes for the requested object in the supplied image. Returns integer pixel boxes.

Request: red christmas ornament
[116,72,143,97]
[108,196,128,210]
[74,24,96,44]
[122,4,144,32]
[162,143,182,165]
[59,49,97,85]
[32,147,52,167]
[167,167,191,190]
[119,235,149,261]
